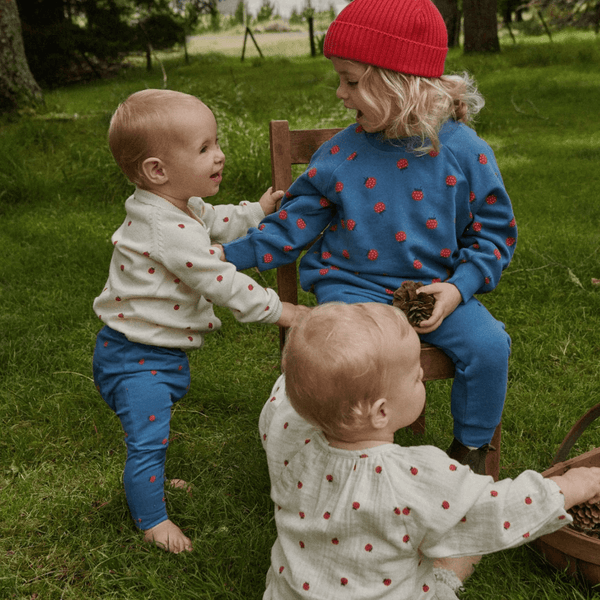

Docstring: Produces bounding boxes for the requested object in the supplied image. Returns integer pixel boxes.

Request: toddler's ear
[369,398,389,429]
[141,158,168,185]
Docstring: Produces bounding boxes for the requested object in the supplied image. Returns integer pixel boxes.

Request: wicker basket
[533,404,600,585]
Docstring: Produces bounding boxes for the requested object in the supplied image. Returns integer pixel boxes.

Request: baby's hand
[550,466,600,510]
[414,282,462,334]
[276,302,311,328]
[259,186,285,216]
[211,244,226,262]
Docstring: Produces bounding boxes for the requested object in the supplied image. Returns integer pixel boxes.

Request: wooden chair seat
[269,120,500,480]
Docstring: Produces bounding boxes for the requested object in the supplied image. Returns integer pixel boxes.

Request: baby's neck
[325,432,394,451]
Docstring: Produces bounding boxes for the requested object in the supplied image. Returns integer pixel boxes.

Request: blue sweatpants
[314,282,511,448]
[93,326,191,530]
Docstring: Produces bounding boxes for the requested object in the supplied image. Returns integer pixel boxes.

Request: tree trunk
[0,0,43,113]
[463,0,500,53]
[433,0,461,48]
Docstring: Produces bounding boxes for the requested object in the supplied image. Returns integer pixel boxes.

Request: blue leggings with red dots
[93,326,191,530]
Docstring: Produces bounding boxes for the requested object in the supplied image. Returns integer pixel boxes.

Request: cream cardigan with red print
[94,188,282,349]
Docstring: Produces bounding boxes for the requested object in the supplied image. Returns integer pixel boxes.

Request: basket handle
[552,403,600,466]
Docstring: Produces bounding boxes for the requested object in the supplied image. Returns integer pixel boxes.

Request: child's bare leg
[144,519,193,553]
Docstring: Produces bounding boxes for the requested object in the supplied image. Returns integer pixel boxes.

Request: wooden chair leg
[486,421,502,482]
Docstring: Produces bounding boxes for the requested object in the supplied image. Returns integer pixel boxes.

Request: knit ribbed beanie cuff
[324,0,448,78]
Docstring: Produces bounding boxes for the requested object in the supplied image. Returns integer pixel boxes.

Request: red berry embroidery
[352,502,360,510]
[148,267,156,274]
[442,501,450,510]
[423,584,430,592]
[299,541,305,548]
[283,245,293,252]
[486,194,497,205]
[440,248,451,258]
[303,582,310,591]
[365,177,377,189]
[494,248,502,260]
[367,249,378,261]
[469,191,476,203]
[506,237,516,247]
[323,512,331,519]
[297,218,306,229]
[510,217,516,227]
[449,463,457,471]
[413,260,423,270]
[308,167,317,178]
[478,153,488,164]
[178,224,185,229]
[279,210,288,220]
[491,490,498,497]
[335,181,344,192]
[299,512,305,519]
[375,466,382,474]
[216,275,223,282]
[326,474,333,483]
[472,222,482,232]
[332,537,339,544]
[346,219,356,231]
[396,231,407,242]
[342,250,350,259]
[297,481,303,489]
[523,532,530,538]
[263,253,273,264]
[186,262,193,268]
[446,175,457,186]
[397,158,408,170]
[504,521,511,529]
[340,578,348,586]
[149,415,156,421]
[331,145,340,155]
[412,189,424,201]
[374,202,386,214]
[429,150,439,157]
[383,579,392,587]
[403,507,410,515]
[322,251,332,259]
[279,566,284,574]
[410,467,418,476]
[403,534,410,543]
[320,197,330,207]
[149,475,156,483]
[365,543,373,552]
[525,496,533,505]
[426,218,437,230]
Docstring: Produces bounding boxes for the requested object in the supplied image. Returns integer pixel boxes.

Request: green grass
[1,31,600,599]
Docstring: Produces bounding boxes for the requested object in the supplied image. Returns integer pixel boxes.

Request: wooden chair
[269,120,501,480]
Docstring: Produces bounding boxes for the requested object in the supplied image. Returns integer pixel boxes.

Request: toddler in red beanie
[223,0,516,479]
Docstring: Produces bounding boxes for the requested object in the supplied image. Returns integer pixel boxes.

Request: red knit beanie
[324,0,448,78]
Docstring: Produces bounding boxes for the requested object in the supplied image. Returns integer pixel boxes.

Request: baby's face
[162,102,226,201]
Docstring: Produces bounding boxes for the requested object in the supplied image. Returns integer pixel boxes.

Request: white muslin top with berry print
[260,374,571,600]
[93,188,282,349]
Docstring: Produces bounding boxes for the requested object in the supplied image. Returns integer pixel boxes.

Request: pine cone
[392,281,436,326]
[568,502,600,533]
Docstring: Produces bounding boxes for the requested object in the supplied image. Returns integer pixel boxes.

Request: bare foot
[433,556,481,582]
[144,519,193,554]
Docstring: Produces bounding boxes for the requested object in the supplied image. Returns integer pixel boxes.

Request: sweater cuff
[448,262,486,303]
[223,236,256,271]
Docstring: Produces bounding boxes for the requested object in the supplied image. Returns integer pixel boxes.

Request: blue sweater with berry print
[223,120,517,303]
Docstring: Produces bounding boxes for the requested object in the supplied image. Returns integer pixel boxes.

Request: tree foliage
[15,0,217,87]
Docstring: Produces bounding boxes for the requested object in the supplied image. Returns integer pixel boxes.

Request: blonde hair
[356,66,485,154]
[108,89,205,187]
[283,303,411,437]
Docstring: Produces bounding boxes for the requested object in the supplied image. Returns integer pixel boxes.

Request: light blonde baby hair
[108,89,205,187]
[355,65,485,154]
[282,302,411,437]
